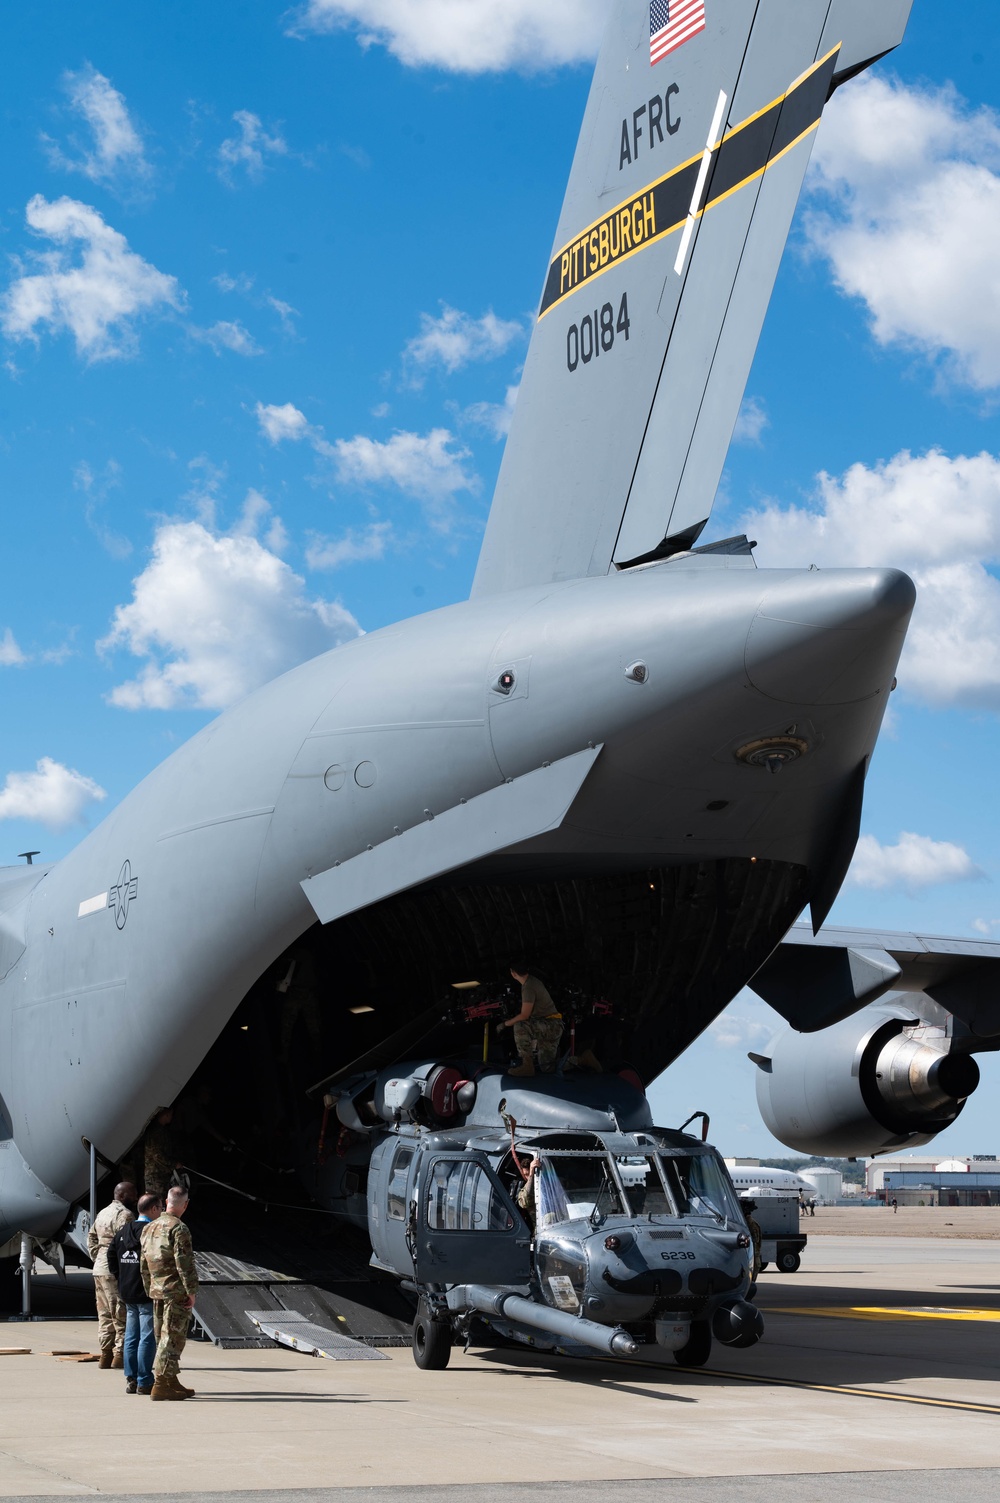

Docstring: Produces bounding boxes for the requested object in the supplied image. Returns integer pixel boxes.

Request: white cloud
[808,75,1000,390]
[74,458,132,558]
[99,512,360,711]
[306,521,394,570]
[972,918,1000,937]
[709,1008,776,1050]
[213,270,254,295]
[288,0,608,73]
[463,384,519,441]
[2,195,182,362]
[732,396,768,448]
[741,448,1000,711]
[43,65,150,190]
[847,832,984,893]
[266,295,298,336]
[198,319,262,357]
[0,629,26,666]
[255,400,311,445]
[333,428,477,530]
[0,757,106,830]
[218,110,289,182]
[255,401,478,531]
[404,305,524,380]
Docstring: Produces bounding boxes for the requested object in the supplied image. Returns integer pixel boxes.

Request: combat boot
[174,1375,195,1397]
[150,1375,189,1400]
[111,1352,124,1369]
[98,1351,114,1369]
[508,1057,535,1077]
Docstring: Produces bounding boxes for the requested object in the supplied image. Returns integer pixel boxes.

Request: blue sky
[2,1,1000,1156]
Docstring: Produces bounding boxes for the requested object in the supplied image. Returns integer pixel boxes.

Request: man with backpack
[107,1192,162,1395]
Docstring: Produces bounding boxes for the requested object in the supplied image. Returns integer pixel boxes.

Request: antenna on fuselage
[17,851,40,865]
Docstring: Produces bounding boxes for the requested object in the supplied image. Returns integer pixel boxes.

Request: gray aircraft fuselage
[0,558,912,1240]
[1,0,923,1246]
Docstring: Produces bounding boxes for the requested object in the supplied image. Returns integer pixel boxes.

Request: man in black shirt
[107,1192,161,1395]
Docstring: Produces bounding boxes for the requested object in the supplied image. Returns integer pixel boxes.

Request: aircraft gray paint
[4,0,998,1258]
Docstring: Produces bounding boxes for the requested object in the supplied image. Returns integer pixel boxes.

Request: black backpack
[108,1220,150,1304]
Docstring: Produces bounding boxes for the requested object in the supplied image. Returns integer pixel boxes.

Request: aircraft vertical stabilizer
[472,0,913,597]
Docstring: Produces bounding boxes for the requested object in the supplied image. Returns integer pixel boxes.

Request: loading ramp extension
[190,1204,414,1351]
[245,1309,388,1360]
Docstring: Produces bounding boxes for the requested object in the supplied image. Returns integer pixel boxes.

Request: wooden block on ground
[0,1348,32,1356]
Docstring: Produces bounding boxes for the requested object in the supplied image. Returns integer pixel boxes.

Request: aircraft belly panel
[301,748,601,926]
[258,723,504,911]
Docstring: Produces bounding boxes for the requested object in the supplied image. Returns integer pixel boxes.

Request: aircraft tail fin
[472,0,913,597]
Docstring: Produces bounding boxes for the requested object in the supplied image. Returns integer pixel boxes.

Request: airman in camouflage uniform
[141,1185,198,1400]
[144,1107,181,1197]
[87,1181,137,1368]
[500,968,564,1075]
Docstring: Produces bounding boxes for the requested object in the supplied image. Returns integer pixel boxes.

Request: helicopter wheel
[412,1298,453,1370]
[673,1319,711,1368]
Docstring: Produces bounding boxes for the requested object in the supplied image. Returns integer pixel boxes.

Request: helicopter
[326,1060,761,1370]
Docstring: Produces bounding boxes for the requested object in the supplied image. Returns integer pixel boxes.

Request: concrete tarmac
[2,1235,998,1500]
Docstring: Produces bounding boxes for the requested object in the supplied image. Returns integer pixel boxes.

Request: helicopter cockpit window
[426,1159,515,1232]
[614,1156,673,1216]
[386,1144,414,1221]
[660,1152,743,1223]
[545,1155,626,1221]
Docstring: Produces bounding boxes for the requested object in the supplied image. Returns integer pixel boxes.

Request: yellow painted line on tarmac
[770,1305,1000,1323]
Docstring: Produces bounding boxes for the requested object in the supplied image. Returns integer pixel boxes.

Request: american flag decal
[650,0,707,66]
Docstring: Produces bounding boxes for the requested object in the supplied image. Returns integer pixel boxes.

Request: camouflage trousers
[513,1016,564,1072]
[94,1274,126,1355]
[152,1297,191,1378]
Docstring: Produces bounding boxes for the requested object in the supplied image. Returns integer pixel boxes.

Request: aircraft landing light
[769,1305,1000,1323]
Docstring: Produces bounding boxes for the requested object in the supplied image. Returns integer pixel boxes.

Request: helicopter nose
[745,568,914,705]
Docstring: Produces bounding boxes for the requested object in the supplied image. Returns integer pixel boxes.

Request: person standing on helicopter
[499,967,564,1076]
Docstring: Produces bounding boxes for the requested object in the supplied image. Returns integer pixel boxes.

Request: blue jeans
[123,1302,155,1388]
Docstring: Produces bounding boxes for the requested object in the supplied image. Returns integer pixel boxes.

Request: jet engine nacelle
[753,1006,981,1158]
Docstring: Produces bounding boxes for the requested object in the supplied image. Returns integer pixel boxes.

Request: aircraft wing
[750,924,1000,1040]
[472,0,913,596]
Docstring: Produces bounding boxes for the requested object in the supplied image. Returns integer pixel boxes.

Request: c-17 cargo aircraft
[3,0,999,1299]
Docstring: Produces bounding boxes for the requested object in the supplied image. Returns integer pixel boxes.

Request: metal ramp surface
[191,1284,285,1349]
[245,1309,388,1361]
[185,1187,414,1350]
[192,1279,413,1350]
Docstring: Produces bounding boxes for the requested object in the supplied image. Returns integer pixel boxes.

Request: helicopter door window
[386,1144,415,1221]
[426,1159,515,1232]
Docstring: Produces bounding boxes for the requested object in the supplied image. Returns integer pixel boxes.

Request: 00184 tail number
[567,293,631,373]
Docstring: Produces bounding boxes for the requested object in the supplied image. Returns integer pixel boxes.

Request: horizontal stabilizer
[752,925,1000,1040]
[301,747,602,926]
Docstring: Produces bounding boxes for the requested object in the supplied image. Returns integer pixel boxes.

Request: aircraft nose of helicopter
[745,567,914,706]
